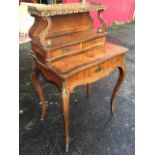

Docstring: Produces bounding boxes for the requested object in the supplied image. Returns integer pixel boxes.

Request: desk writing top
[28,3,106,17]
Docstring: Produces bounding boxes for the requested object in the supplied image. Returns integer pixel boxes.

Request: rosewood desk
[28,3,128,152]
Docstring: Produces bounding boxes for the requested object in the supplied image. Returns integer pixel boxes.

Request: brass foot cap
[66,144,69,152]
[40,118,44,122]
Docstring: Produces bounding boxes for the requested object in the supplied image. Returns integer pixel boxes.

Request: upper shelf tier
[28,2,106,17]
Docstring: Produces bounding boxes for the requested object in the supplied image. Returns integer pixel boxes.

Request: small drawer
[67,55,125,90]
[45,44,81,61]
[62,44,80,53]
[82,55,123,80]
[50,44,80,58]
[68,63,107,86]
[82,37,105,49]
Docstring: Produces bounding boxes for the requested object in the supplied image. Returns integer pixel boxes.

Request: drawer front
[85,63,107,79]
[46,43,81,61]
[86,55,123,79]
[68,55,124,90]
[82,37,105,49]
[62,44,81,53]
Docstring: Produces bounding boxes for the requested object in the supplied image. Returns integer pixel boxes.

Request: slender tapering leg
[31,68,47,121]
[110,65,127,116]
[61,82,70,152]
[86,84,91,97]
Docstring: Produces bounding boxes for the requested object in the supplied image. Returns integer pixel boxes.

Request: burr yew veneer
[28,3,128,152]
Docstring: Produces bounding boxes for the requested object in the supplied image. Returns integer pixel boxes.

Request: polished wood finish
[31,68,47,121]
[110,65,126,115]
[28,3,128,152]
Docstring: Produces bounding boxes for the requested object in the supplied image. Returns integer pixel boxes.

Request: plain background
[0,0,155,155]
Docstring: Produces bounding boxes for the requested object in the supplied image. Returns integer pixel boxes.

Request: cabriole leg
[61,82,70,152]
[31,68,47,121]
[110,64,127,116]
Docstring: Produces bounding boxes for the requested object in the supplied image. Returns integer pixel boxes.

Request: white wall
[19,2,35,35]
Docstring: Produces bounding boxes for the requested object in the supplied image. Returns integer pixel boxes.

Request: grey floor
[19,23,135,155]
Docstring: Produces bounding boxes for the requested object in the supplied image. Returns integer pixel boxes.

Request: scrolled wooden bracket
[39,17,52,49]
[97,10,107,34]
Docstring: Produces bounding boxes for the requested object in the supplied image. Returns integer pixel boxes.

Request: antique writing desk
[28,3,128,152]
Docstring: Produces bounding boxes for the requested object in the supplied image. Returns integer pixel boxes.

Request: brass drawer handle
[95,66,104,73]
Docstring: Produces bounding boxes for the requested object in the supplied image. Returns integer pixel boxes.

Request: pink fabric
[63,0,80,3]
[88,0,135,27]
[62,0,135,27]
